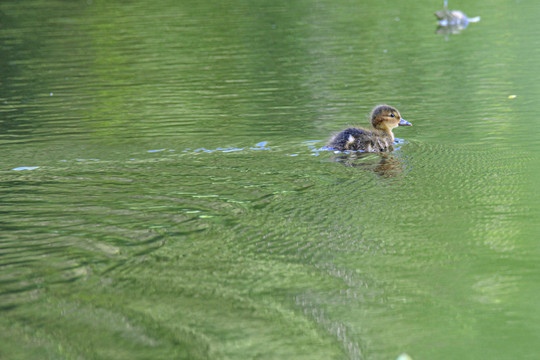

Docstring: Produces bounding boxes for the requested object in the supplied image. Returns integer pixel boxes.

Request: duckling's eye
[390,113,395,118]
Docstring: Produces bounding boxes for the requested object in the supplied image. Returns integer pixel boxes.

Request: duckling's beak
[399,118,412,126]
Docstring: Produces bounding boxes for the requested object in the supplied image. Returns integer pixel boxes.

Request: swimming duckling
[435,0,480,28]
[328,104,411,152]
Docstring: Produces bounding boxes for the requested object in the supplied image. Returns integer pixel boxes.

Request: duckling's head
[370,104,411,140]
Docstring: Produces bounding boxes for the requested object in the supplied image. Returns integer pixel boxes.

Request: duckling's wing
[329,127,372,151]
[373,137,392,152]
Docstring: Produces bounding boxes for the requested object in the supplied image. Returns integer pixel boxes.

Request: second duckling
[329,105,411,152]
[435,0,480,28]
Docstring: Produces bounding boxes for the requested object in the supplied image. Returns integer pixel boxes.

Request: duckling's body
[329,127,394,152]
[328,104,411,152]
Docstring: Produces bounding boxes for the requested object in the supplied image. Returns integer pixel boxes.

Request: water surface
[2,0,540,359]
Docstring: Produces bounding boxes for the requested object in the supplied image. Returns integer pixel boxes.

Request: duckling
[435,0,480,28]
[328,104,411,152]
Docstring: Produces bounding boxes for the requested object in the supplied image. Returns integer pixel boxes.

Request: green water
[2,0,540,359]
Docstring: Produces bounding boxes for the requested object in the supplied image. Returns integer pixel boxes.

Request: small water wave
[11,166,39,171]
[8,138,412,172]
[7,140,327,171]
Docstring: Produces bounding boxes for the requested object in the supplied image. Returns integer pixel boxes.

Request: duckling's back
[329,127,393,152]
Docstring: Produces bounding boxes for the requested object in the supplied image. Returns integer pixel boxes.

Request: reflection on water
[333,152,405,178]
[2,0,540,359]
[436,23,473,36]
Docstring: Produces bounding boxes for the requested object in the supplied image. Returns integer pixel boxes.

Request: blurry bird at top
[435,0,480,35]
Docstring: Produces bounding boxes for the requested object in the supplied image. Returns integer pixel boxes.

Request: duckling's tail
[468,16,481,23]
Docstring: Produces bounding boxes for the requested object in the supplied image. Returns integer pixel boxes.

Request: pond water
[2,0,540,359]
